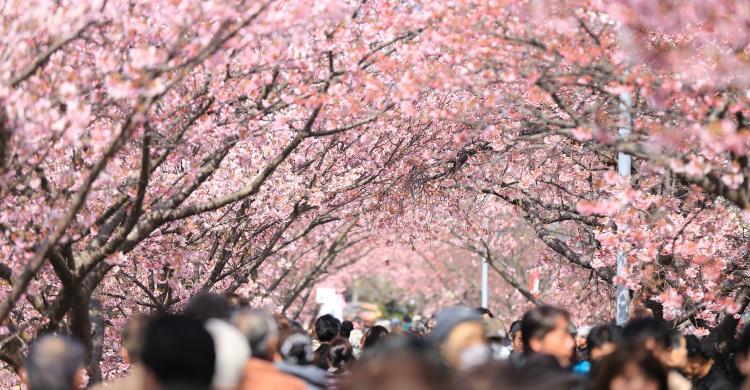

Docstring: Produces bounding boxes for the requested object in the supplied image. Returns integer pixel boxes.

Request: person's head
[340,320,354,339]
[622,318,671,363]
[575,326,591,350]
[141,314,215,390]
[279,331,315,365]
[509,320,523,352]
[183,291,232,323]
[665,330,688,370]
[476,307,494,320]
[290,320,304,333]
[390,317,403,334]
[22,335,86,390]
[353,317,364,328]
[521,306,575,367]
[454,361,518,390]
[409,320,429,338]
[483,318,505,343]
[328,336,355,370]
[223,292,250,310]
[587,324,622,361]
[205,319,251,390]
[430,306,487,370]
[232,309,278,361]
[591,345,668,390]
[684,334,712,379]
[121,314,150,364]
[403,314,413,329]
[342,337,447,390]
[363,325,390,350]
[315,314,341,343]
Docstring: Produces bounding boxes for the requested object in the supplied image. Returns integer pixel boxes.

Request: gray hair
[232,309,278,359]
[24,335,86,390]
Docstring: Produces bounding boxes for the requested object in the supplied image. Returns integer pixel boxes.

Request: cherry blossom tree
[402,0,750,354]
[0,0,426,384]
[4,0,750,386]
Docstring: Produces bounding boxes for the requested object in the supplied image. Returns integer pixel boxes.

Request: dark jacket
[516,354,587,390]
[694,363,736,390]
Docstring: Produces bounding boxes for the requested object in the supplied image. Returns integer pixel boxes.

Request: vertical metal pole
[616,91,632,326]
[481,257,489,308]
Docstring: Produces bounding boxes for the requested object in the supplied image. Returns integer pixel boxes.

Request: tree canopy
[2,0,750,385]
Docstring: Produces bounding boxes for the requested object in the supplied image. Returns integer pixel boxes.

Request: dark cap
[428,306,483,343]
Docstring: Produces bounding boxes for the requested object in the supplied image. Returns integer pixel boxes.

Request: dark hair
[340,320,354,339]
[24,335,86,390]
[182,291,231,323]
[363,325,390,350]
[274,314,303,337]
[520,306,571,353]
[591,345,668,390]
[461,359,585,390]
[278,331,314,365]
[328,336,355,370]
[142,314,215,387]
[587,325,622,352]
[455,361,517,390]
[685,334,708,360]
[509,320,522,335]
[232,309,277,360]
[315,314,342,343]
[476,307,494,318]
[622,318,671,351]
[315,343,332,370]
[343,337,447,390]
[122,314,151,363]
[667,330,684,350]
[290,320,305,333]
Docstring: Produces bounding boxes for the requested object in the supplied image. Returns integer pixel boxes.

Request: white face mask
[459,344,491,369]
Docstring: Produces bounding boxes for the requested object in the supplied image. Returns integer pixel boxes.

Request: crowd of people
[16,292,750,390]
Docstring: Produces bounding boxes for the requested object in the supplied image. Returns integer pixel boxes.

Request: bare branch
[0,98,149,324]
[10,21,98,87]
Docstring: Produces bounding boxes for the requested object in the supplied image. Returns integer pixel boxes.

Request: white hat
[205,319,251,390]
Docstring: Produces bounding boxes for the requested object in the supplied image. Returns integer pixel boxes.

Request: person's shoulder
[705,366,735,390]
[711,377,736,390]
[275,368,309,389]
[522,353,562,370]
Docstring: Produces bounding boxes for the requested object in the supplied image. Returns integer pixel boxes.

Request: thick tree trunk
[68,291,102,384]
[88,295,106,384]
